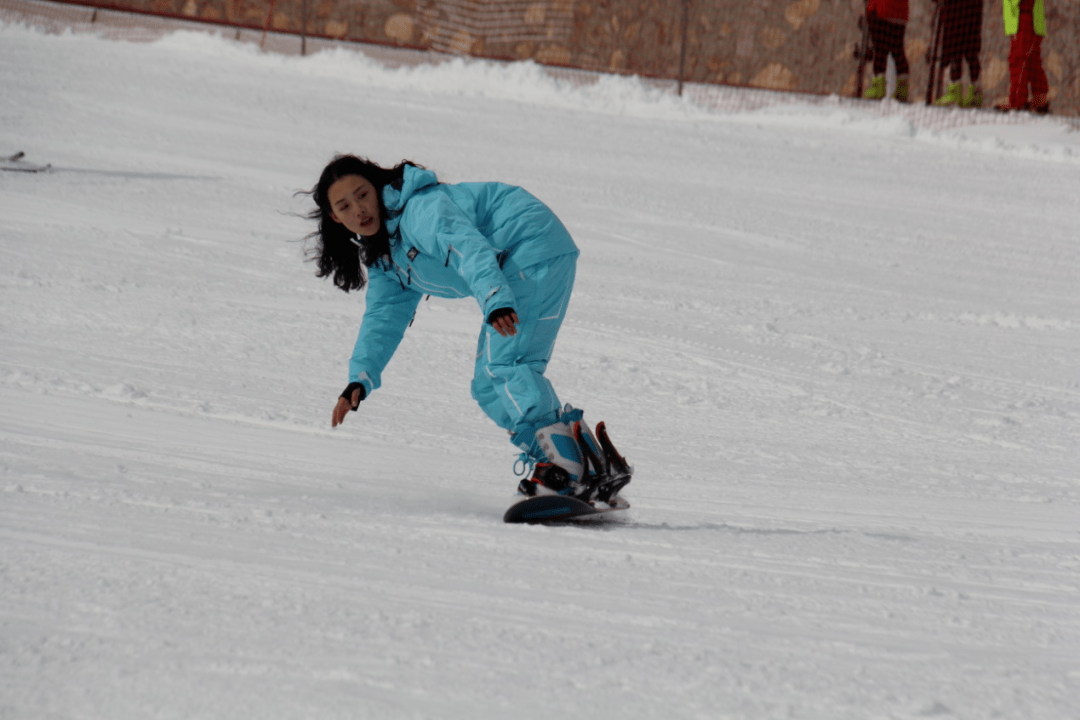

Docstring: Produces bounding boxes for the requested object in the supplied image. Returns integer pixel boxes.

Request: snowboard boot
[514,407,633,504]
[935,81,962,107]
[892,75,910,103]
[515,417,587,498]
[961,84,982,108]
[863,75,886,100]
[516,462,574,497]
[535,417,585,483]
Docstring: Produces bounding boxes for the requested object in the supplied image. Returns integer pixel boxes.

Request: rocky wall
[60,0,1080,116]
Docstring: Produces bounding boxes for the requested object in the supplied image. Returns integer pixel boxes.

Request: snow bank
[150,27,1080,162]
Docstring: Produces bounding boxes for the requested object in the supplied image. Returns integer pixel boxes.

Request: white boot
[535,419,584,484]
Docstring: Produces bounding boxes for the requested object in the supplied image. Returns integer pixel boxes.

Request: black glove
[339,382,366,410]
[487,307,516,325]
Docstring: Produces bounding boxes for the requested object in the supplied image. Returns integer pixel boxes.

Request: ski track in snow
[1,23,1079,720]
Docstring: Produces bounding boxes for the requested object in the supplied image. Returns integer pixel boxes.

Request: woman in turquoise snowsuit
[306,155,604,496]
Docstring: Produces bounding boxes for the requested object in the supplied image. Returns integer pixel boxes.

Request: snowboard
[503,493,629,524]
[1,151,52,173]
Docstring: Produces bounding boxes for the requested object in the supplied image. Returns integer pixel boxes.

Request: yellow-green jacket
[1004,0,1046,37]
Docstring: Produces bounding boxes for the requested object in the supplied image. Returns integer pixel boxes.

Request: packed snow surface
[2,23,1079,720]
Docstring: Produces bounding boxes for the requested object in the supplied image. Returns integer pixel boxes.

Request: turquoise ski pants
[470,253,576,449]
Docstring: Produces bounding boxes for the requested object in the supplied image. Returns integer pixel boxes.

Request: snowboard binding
[571,420,632,507]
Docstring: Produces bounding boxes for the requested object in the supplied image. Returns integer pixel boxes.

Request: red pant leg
[1009,13,1048,108]
[1028,34,1048,100]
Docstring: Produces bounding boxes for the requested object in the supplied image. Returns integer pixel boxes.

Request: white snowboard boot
[516,405,624,500]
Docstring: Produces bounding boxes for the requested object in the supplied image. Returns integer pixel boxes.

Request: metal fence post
[301,0,308,55]
[678,0,689,96]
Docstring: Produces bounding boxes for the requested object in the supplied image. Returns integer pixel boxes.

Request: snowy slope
[1,24,1078,720]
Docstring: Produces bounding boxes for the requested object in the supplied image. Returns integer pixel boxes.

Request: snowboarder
[862,0,911,103]
[303,154,625,500]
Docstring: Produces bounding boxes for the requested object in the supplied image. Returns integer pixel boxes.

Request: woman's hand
[488,308,519,338]
[332,383,366,427]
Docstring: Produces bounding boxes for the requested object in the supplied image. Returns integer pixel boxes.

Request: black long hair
[302,155,418,292]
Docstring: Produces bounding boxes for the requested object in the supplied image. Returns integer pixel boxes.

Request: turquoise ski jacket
[348,165,578,396]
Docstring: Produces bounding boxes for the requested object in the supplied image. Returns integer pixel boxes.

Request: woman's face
[328,174,381,237]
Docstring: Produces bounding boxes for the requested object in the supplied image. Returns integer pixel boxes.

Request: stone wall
[62,0,1080,116]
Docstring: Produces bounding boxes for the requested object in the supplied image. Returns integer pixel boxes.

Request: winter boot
[1029,94,1050,114]
[961,84,983,108]
[892,75,910,103]
[535,417,585,483]
[516,462,574,497]
[514,406,632,504]
[863,75,886,100]
[935,81,962,107]
[515,417,587,498]
[558,405,602,467]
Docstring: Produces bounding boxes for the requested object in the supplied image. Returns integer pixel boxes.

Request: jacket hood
[383,165,439,236]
